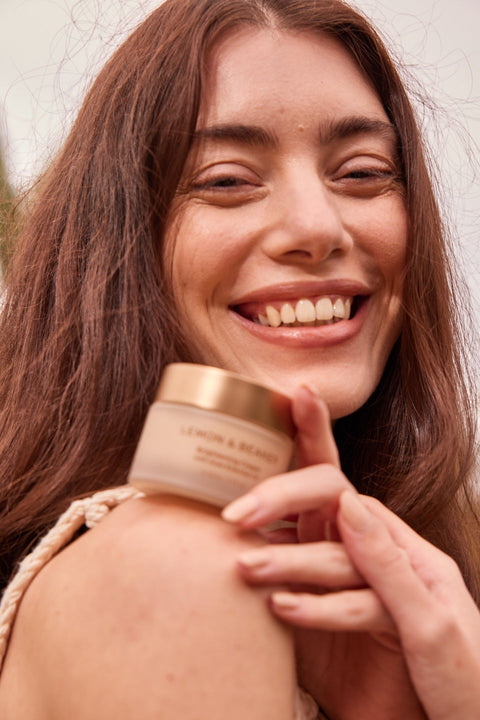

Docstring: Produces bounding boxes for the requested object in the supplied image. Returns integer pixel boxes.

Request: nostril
[283,249,316,258]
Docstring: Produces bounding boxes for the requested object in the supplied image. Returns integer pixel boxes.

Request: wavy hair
[0,0,478,597]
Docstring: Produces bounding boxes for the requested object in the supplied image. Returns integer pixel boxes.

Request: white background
[0,0,479,307]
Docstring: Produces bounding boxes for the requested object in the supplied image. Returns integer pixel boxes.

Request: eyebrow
[193,116,398,150]
[319,116,398,146]
[193,124,279,148]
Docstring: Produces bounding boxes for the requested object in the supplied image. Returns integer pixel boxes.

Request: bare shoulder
[0,495,296,720]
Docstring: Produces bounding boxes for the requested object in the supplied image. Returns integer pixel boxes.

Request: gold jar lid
[155,363,294,438]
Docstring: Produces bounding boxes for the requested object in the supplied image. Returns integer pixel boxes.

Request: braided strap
[0,485,142,671]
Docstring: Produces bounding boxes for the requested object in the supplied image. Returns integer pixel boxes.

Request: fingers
[292,386,340,469]
[234,529,392,637]
[337,492,480,719]
[338,493,464,643]
[360,496,465,590]
[338,493,431,606]
[236,541,365,588]
[222,464,354,530]
[269,587,395,635]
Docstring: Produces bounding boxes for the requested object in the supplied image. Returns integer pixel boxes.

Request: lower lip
[231,299,369,349]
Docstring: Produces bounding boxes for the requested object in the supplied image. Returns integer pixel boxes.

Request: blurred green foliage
[0,144,16,273]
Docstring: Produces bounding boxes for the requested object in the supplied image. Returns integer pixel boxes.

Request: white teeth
[315,297,333,321]
[333,298,345,319]
[266,305,281,327]
[260,297,353,327]
[345,298,352,319]
[280,303,296,324]
[295,299,316,323]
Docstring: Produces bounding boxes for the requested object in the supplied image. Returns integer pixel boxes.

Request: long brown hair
[0,0,478,597]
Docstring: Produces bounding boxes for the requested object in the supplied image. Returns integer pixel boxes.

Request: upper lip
[229,279,373,306]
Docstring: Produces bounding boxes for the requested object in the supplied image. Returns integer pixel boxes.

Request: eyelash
[333,166,402,200]
[193,176,246,190]
[342,168,393,179]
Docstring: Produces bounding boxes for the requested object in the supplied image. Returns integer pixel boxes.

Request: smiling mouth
[233,295,362,328]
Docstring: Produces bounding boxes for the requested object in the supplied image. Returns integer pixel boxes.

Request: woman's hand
[222,387,480,720]
[336,491,480,719]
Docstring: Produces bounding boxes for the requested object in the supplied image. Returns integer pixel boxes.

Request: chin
[230,365,379,421]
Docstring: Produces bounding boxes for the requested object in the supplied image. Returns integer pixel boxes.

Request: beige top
[0,486,324,720]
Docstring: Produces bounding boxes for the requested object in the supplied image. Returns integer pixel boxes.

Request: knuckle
[325,542,354,576]
[421,552,463,593]
[368,537,409,572]
[439,552,462,580]
[327,465,352,488]
[305,463,351,491]
[410,606,460,652]
[340,589,384,625]
[325,541,348,564]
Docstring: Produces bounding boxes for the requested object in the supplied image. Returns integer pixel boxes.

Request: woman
[0,0,479,717]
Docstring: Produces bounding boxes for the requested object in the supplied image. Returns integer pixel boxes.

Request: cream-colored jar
[128,363,294,507]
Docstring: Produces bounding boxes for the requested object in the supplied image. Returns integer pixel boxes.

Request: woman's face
[165,28,407,419]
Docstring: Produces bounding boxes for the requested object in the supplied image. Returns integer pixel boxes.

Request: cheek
[384,211,408,268]
[358,201,408,275]
[379,237,407,275]
[168,206,260,301]
[166,212,220,302]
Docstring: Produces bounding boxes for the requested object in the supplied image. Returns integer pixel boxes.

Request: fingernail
[271,591,300,610]
[237,549,270,570]
[298,384,321,399]
[340,492,372,532]
[222,494,260,523]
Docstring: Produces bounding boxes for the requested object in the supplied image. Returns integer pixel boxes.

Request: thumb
[292,385,340,469]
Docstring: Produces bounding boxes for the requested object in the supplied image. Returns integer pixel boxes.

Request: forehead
[199,27,388,128]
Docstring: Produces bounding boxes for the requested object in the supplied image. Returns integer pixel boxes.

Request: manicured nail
[339,492,372,532]
[237,549,270,570]
[222,494,260,523]
[271,591,300,610]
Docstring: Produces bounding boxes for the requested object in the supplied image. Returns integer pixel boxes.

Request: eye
[331,156,402,197]
[193,175,251,190]
[343,168,393,180]
[185,163,265,206]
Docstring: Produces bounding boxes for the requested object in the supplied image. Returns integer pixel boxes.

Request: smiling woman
[166,29,406,417]
[0,1,479,719]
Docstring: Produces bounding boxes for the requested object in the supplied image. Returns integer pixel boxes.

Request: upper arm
[0,495,296,720]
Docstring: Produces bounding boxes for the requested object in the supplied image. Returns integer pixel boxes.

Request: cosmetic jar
[128,363,294,507]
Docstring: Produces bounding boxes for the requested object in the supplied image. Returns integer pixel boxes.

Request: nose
[261,166,353,264]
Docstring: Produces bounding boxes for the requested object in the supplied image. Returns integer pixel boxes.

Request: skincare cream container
[128,363,294,507]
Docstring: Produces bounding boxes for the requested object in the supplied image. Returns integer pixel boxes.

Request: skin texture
[0,496,296,719]
[166,28,407,419]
